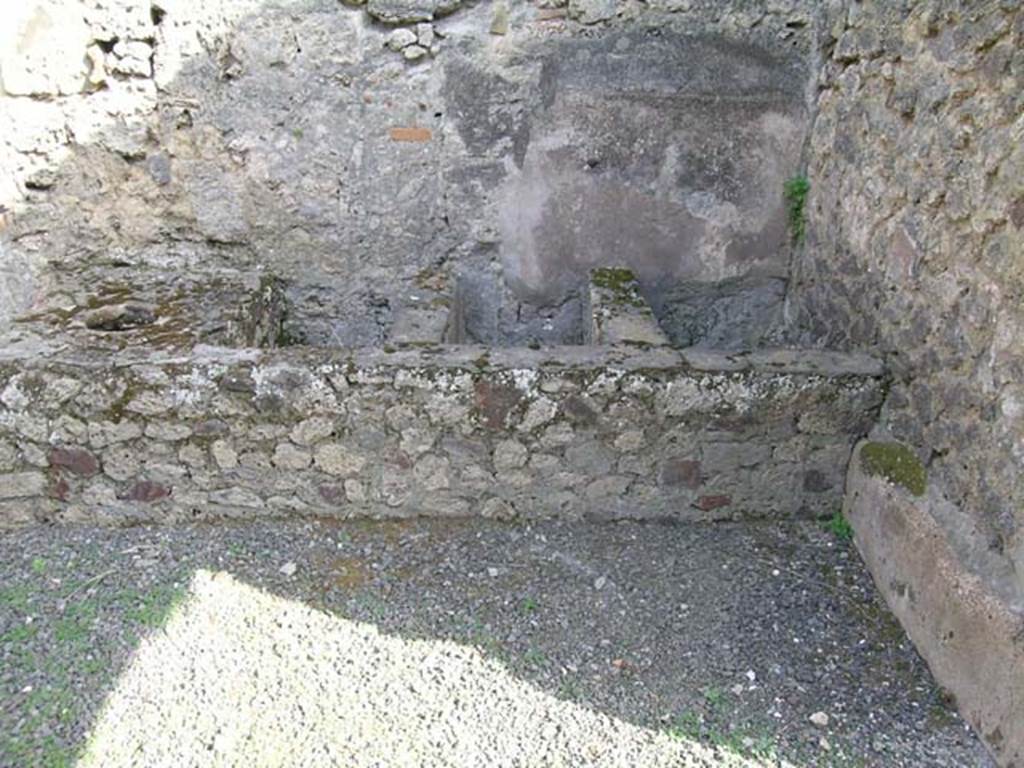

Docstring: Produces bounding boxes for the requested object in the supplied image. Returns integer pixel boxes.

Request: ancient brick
[696,494,731,511]
[389,126,432,142]
[49,447,100,477]
[474,380,523,431]
[122,480,172,502]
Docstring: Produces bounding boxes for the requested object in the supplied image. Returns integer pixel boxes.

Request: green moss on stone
[591,267,637,291]
[860,441,926,497]
[591,267,645,308]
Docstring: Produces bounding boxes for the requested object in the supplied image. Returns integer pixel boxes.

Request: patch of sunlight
[76,570,796,768]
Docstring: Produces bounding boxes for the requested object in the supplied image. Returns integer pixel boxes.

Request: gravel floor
[0,518,993,768]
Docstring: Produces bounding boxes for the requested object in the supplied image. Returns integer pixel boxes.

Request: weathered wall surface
[0,343,884,526]
[788,3,1024,764]
[0,0,819,344]
[789,1,1024,572]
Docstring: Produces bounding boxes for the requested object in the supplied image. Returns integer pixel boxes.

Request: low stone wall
[0,342,884,526]
[845,441,1024,768]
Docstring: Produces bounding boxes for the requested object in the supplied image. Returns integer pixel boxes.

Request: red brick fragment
[123,481,172,503]
[389,126,432,142]
[49,447,99,477]
[696,494,732,511]
[474,379,524,431]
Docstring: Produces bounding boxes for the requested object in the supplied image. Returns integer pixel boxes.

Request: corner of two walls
[793,2,1024,764]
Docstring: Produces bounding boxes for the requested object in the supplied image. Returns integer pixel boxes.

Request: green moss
[860,441,926,497]
[591,267,645,308]
[783,175,810,245]
[591,267,636,291]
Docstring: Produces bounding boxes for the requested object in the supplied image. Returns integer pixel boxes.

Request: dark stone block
[661,458,702,489]
[648,275,787,349]
[220,369,256,394]
[561,395,600,427]
[193,419,231,436]
[803,469,832,493]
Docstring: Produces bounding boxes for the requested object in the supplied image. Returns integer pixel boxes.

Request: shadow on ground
[0,519,992,767]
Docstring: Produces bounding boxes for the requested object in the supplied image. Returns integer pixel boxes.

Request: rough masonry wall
[0,342,884,526]
[789,1,1024,572]
[0,0,819,345]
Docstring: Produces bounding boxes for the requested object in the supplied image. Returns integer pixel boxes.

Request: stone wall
[0,342,884,526]
[788,1,1024,578]
[787,3,1023,763]
[0,0,821,344]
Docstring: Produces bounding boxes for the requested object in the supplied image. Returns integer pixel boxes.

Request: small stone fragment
[211,440,238,470]
[273,443,313,471]
[84,303,156,331]
[481,497,515,520]
[493,439,528,471]
[415,22,435,47]
[809,711,830,728]
[568,0,617,25]
[385,28,418,51]
[314,444,367,477]
[279,561,297,577]
[403,44,428,61]
[490,2,509,35]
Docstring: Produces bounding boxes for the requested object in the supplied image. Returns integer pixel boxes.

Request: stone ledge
[0,346,885,527]
[845,441,1024,768]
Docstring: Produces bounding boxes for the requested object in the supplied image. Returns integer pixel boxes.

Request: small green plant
[784,175,810,245]
[520,596,538,614]
[348,592,388,622]
[465,620,505,659]
[523,647,547,667]
[31,558,47,575]
[226,541,246,558]
[826,510,854,541]
[702,686,727,712]
[0,584,32,612]
[124,583,186,629]
[54,611,94,650]
[666,711,703,741]
[556,678,581,701]
[0,623,38,646]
